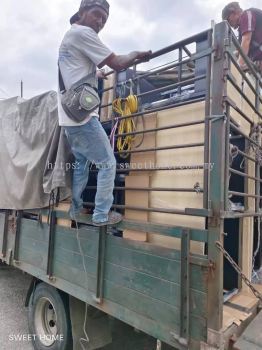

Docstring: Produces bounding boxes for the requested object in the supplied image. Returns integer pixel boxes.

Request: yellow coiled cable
[112,95,138,158]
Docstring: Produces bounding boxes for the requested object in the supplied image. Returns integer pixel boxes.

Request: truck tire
[28,282,73,350]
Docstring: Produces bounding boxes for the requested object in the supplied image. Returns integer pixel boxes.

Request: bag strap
[58,63,97,93]
[58,66,66,93]
[71,71,97,90]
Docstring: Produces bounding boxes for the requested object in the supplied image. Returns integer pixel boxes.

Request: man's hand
[238,57,248,71]
[135,50,152,61]
[233,50,239,58]
[96,69,108,80]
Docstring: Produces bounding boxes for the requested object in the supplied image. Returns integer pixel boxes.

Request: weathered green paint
[52,259,207,341]
[12,259,200,350]
[15,216,209,346]
[19,245,48,271]
[40,210,208,243]
[18,218,208,318]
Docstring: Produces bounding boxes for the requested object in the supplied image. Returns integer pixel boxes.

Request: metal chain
[215,241,262,301]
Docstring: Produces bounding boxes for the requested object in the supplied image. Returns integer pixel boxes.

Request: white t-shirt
[58,24,112,126]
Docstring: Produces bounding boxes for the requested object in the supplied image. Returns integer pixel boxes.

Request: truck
[0,21,262,350]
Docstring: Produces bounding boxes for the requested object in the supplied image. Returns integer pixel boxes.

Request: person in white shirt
[58,0,151,225]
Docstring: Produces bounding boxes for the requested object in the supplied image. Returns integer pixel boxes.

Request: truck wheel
[28,282,73,350]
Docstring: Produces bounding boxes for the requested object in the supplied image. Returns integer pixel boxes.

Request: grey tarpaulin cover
[0,91,72,209]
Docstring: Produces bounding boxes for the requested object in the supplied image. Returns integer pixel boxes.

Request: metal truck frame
[0,21,262,350]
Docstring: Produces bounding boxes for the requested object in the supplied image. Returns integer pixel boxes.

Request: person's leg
[78,117,117,223]
[70,153,90,218]
[64,127,90,218]
[65,117,120,224]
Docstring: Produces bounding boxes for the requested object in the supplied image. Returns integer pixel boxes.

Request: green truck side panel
[16,218,208,344]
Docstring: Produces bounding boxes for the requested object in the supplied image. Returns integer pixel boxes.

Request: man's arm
[238,31,252,68]
[98,51,152,72]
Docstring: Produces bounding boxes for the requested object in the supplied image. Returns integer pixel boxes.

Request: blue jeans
[64,117,116,222]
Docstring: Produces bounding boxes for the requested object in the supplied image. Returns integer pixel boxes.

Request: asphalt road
[0,264,34,350]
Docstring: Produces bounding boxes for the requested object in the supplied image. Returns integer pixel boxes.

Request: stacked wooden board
[123,101,206,254]
[227,65,260,288]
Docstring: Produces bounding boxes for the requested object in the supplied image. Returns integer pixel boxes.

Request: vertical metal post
[111,71,118,131]
[224,103,231,211]
[204,30,213,210]
[180,229,190,344]
[255,73,260,112]
[243,139,249,211]
[47,210,56,279]
[95,226,107,304]
[255,123,261,270]
[1,210,9,259]
[13,211,23,263]
[207,22,228,331]
[178,48,183,95]
[20,80,23,98]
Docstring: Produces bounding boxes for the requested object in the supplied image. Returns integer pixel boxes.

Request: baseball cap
[222,2,241,20]
[70,0,110,24]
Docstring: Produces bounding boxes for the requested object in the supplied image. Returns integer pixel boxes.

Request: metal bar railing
[99,73,206,110]
[229,191,262,199]
[114,119,205,139]
[114,142,204,156]
[229,168,262,183]
[99,42,212,109]
[89,165,205,174]
[230,33,262,87]
[94,28,214,222]
[227,73,262,119]
[85,186,203,193]
[225,50,262,106]
[237,149,256,163]
[136,75,205,100]
[83,202,210,217]
[225,97,254,125]
[230,122,262,150]
[107,97,206,123]
[99,29,211,83]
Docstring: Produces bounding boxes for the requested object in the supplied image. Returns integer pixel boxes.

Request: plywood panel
[227,66,259,291]
[228,65,258,132]
[123,175,149,241]
[130,113,157,175]
[148,102,206,254]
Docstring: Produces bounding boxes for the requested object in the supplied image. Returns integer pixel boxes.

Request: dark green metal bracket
[13,211,23,264]
[180,229,190,345]
[1,210,9,259]
[47,210,56,280]
[185,208,213,217]
[94,225,107,305]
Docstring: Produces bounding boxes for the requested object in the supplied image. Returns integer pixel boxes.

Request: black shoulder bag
[58,66,100,123]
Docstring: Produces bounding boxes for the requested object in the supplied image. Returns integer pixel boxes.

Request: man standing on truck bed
[58,0,151,226]
[222,2,262,73]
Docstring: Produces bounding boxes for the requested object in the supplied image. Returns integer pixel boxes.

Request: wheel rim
[34,297,58,346]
